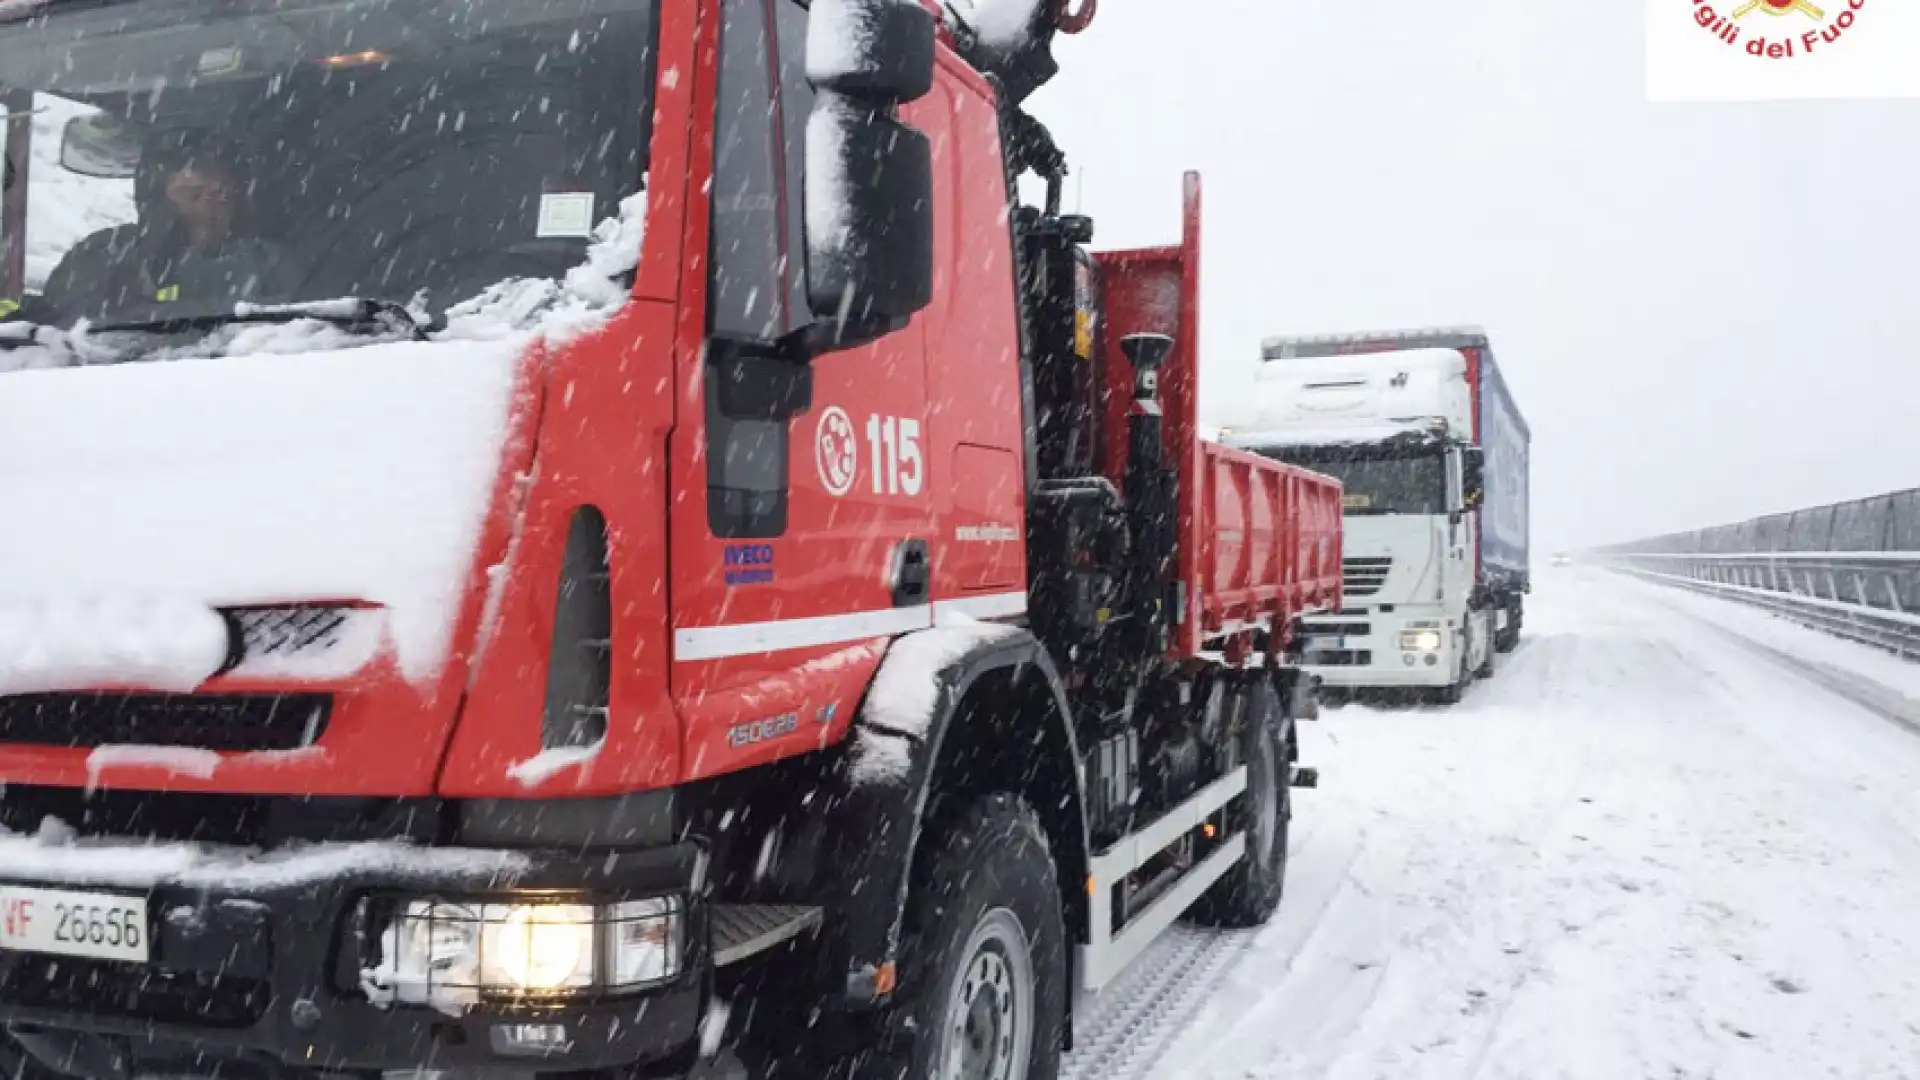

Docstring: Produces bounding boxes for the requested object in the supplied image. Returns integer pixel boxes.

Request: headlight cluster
[361,896,682,1010]
[1398,626,1444,653]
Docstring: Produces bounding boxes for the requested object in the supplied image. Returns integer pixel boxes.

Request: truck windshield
[1269,452,1448,516]
[0,0,657,341]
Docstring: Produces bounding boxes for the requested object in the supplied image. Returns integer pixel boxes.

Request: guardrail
[1595,486,1920,657]
[1601,551,1920,657]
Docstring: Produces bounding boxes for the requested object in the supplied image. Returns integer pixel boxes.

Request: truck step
[710,904,824,967]
[1290,765,1320,789]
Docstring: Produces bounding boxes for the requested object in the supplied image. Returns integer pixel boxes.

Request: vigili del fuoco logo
[1691,0,1868,59]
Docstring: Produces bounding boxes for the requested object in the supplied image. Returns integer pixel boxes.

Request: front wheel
[1495,600,1523,653]
[859,795,1067,1080]
[1431,649,1470,706]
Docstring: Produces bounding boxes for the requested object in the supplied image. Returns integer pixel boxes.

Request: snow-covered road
[1068,569,1920,1080]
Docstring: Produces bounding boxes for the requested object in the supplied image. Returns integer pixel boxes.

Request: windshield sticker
[536,192,597,239]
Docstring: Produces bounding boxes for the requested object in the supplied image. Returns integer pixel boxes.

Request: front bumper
[1298,612,1458,689]
[0,842,707,1077]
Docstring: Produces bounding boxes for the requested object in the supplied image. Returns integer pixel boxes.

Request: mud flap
[1283,669,1321,721]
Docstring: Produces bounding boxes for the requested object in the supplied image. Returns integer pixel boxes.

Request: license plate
[0,886,150,963]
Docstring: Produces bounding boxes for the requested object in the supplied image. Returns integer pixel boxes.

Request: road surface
[1066,570,1920,1080]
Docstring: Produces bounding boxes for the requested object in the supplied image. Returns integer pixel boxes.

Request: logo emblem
[1731,0,1822,19]
[815,406,858,497]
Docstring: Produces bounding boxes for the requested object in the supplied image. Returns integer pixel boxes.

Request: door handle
[892,540,931,608]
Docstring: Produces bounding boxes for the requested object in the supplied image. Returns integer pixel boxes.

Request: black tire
[1476,631,1497,680]
[857,795,1068,1080]
[1431,650,1469,706]
[1495,602,1522,653]
[1188,680,1291,928]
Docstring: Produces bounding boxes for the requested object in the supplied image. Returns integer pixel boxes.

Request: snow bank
[0,821,530,890]
[1620,572,1920,708]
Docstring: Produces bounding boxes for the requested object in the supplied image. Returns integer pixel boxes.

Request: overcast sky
[1025,1,1920,553]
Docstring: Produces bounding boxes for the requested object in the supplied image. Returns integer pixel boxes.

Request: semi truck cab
[1225,329,1530,703]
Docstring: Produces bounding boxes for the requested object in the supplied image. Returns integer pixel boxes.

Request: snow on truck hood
[0,192,646,695]
[0,337,526,691]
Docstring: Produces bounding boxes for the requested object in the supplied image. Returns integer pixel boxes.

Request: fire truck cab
[0,2,1339,1079]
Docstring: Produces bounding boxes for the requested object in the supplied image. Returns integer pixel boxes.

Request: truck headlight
[364,897,682,1008]
[606,898,682,988]
[1399,629,1443,652]
[487,904,597,992]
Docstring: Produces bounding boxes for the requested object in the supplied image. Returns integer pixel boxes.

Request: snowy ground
[1069,568,1920,1080]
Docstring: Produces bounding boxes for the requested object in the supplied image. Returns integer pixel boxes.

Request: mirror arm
[790,311,908,359]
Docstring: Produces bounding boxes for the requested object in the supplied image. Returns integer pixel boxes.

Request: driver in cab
[40,129,295,327]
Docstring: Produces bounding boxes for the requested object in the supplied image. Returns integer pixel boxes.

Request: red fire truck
[0,2,1340,1078]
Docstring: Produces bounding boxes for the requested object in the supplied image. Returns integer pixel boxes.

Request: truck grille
[0,693,330,752]
[1303,649,1372,667]
[229,604,354,660]
[0,956,269,1028]
[1304,621,1370,638]
[1343,557,1393,597]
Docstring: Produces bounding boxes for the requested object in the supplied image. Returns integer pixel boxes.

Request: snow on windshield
[0,190,648,373]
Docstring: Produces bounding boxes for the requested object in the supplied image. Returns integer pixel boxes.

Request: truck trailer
[1225,327,1530,703]
[0,2,1343,1079]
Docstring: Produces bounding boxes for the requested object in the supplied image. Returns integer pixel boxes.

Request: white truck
[1222,327,1531,703]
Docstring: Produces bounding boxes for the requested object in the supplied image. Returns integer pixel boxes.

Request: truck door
[668,0,933,780]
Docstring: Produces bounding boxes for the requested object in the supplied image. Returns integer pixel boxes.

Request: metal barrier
[1603,552,1920,657]
[1595,485,1920,657]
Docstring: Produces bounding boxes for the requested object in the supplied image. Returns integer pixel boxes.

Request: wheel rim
[938,908,1036,1080]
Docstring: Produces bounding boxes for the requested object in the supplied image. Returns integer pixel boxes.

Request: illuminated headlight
[362,897,682,1009]
[1399,629,1444,653]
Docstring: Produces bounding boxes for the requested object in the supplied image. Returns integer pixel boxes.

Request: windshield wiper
[94,297,445,341]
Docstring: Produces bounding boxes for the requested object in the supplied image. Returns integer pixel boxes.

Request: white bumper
[1297,606,1459,689]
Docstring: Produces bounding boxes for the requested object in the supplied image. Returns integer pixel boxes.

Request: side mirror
[806,0,937,102]
[1461,447,1486,508]
[803,0,937,349]
[60,114,142,179]
[803,99,934,345]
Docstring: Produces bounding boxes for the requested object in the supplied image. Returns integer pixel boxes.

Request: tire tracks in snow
[1058,788,1365,1080]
